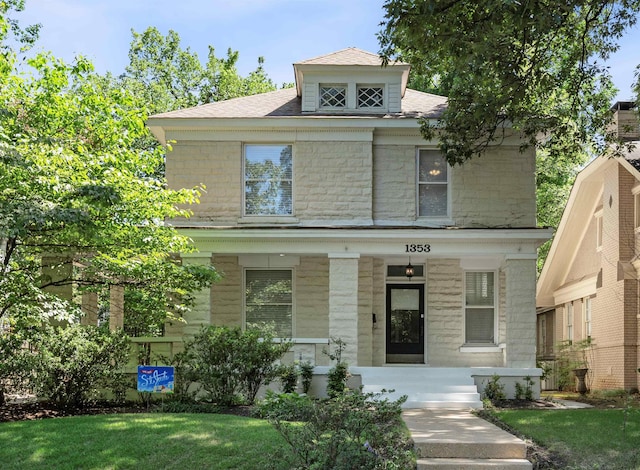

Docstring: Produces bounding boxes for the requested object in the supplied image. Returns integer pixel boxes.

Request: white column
[504,258,537,367]
[329,253,360,366]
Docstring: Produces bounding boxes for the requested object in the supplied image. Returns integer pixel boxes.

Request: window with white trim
[319,84,347,108]
[244,144,292,216]
[357,85,384,108]
[418,149,449,217]
[245,269,292,337]
[464,271,495,344]
[583,297,592,339]
[566,302,574,342]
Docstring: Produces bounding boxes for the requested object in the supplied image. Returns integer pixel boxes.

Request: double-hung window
[245,269,292,337]
[566,302,574,342]
[244,144,292,216]
[583,297,592,339]
[464,271,495,344]
[418,149,449,217]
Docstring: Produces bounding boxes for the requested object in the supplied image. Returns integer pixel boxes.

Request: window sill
[415,217,454,227]
[459,344,505,353]
[238,216,299,225]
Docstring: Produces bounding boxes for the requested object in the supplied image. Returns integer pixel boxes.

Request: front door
[386,284,424,364]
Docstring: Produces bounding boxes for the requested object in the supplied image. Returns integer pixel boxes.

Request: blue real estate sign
[137,366,175,394]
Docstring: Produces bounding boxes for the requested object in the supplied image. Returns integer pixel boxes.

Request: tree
[0,48,219,328]
[122,26,277,115]
[379,0,639,166]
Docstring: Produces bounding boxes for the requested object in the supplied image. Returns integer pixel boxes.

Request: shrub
[35,324,130,407]
[188,326,291,406]
[279,363,298,393]
[0,327,40,405]
[298,360,314,394]
[268,389,415,470]
[156,348,198,402]
[255,390,314,421]
[514,376,534,401]
[324,337,350,398]
[483,374,506,405]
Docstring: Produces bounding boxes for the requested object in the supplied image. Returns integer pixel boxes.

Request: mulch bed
[0,400,149,422]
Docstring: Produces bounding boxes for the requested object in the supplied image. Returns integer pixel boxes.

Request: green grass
[0,413,289,470]
[495,408,640,469]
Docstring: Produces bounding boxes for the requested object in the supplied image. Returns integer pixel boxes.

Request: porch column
[504,258,537,367]
[328,253,360,366]
[109,285,124,331]
[177,253,212,338]
[81,291,99,326]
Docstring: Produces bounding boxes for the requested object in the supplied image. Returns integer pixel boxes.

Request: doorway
[386,284,424,364]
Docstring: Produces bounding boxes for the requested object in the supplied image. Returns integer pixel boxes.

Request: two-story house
[537,102,640,393]
[147,48,551,407]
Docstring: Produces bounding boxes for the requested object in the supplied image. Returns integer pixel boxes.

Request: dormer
[293,48,410,114]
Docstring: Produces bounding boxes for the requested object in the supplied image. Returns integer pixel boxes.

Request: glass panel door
[386,284,424,363]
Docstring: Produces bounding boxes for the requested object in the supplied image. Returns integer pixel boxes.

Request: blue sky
[18,0,640,101]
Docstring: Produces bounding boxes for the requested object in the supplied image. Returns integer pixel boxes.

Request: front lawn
[495,408,640,469]
[0,413,289,470]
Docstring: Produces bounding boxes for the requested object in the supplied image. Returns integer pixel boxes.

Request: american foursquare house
[147,48,551,408]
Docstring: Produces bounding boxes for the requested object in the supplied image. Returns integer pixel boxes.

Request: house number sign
[405,244,431,253]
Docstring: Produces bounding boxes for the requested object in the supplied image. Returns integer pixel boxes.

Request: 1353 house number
[405,244,431,253]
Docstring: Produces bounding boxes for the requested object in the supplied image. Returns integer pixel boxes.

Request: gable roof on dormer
[295,47,396,66]
[293,47,410,98]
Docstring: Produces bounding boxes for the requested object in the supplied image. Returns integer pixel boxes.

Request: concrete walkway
[402,408,532,469]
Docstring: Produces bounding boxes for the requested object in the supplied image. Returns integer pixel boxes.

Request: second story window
[357,86,384,108]
[244,144,293,216]
[319,85,346,108]
[418,149,449,217]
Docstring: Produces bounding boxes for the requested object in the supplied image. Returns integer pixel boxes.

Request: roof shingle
[150,87,446,120]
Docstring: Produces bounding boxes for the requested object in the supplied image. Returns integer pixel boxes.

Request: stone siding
[166,141,242,224]
[295,141,372,223]
[426,259,505,367]
[372,145,416,221]
[210,256,242,327]
[452,147,536,227]
[295,257,329,338]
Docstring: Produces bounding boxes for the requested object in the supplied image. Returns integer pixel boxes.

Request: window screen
[465,271,495,343]
[245,270,292,337]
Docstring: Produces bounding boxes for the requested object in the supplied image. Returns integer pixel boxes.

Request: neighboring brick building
[148,48,551,406]
[537,102,640,392]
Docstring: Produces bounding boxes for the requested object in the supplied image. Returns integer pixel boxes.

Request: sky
[15,0,640,102]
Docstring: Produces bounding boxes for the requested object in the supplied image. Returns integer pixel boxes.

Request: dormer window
[357,85,384,108]
[319,85,347,108]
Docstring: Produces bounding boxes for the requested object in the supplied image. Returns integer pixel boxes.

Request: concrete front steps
[403,409,532,470]
[353,367,484,409]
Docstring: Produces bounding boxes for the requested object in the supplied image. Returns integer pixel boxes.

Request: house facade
[147,48,550,403]
[536,102,640,392]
